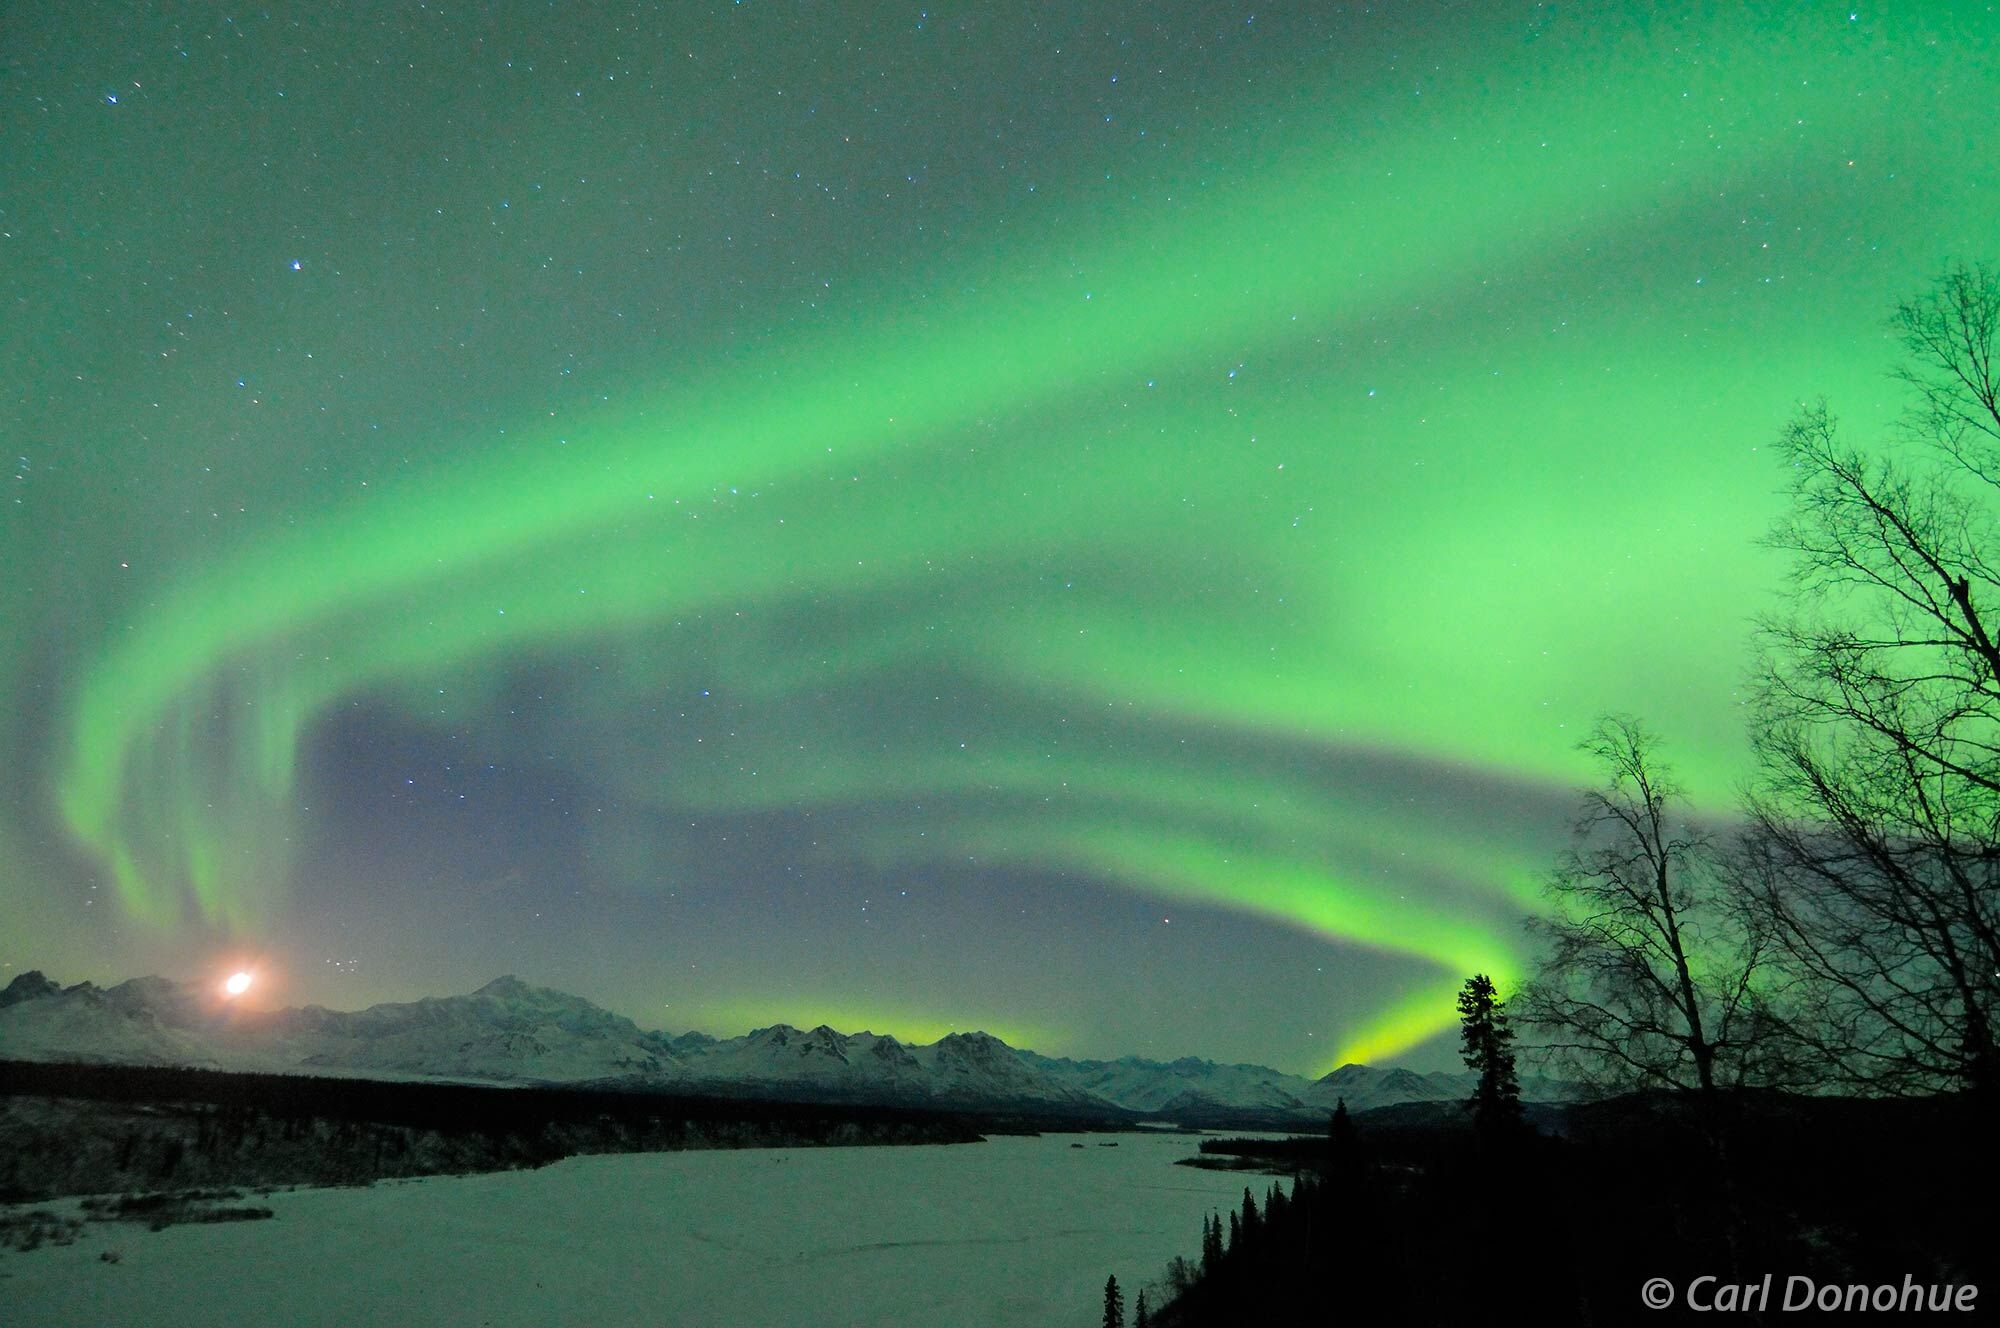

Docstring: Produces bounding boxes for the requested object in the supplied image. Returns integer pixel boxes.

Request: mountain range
[0,969,1564,1124]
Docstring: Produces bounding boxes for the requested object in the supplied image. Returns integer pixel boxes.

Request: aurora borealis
[5,3,1997,1072]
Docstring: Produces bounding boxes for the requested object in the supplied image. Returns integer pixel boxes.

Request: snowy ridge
[0,969,1561,1118]
[656,1024,1104,1109]
[0,971,680,1084]
[0,974,224,1069]
[269,975,685,1081]
[1016,1051,1314,1115]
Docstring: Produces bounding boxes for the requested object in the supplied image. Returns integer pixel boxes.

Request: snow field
[3,1130,1280,1327]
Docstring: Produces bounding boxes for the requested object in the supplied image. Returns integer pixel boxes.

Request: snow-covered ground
[3,1131,1279,1326]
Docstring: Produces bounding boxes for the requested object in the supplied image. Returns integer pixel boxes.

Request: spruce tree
[1134,1288,1149,1328]
[1458,972,1525,1136]
[1329,1097,1354,1151]
[1102,1274,1125,1328]
[1328,1095,1360,1186]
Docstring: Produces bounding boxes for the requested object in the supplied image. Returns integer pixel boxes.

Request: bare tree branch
[1748,263,2000,1104]
[1517,718,1789,1097]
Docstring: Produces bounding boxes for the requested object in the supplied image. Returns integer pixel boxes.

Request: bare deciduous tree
[1748,263,2000,1104]
[1518,718,1781,1096]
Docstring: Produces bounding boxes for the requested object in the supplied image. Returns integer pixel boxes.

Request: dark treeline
[0,1058,996,1133]
[0,1059,991,1201]
[1133,1091,1987,1326]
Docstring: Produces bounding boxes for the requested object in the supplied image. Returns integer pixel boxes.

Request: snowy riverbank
[2,1130,1281,1327]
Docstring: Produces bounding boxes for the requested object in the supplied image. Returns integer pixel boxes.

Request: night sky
[5,2,1995,1073]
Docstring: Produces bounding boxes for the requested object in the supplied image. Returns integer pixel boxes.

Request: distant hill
[0,969,1568,1123]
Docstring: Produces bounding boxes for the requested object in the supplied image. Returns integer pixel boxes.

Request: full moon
[223,971,253,997]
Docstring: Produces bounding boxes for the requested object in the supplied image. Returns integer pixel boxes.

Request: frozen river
[2,1130,1279,1326]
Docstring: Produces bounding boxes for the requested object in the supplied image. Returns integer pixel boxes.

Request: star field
[4,1,1996,1072]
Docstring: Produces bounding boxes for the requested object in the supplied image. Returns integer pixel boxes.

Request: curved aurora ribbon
[51,9,1896,1065]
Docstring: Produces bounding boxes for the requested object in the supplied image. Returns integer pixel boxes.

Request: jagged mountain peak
[933,1030,1007,1049]
[100,975,207,1025]
[862,1035,918,1065]
[0,963,1540,1119]
[108,974,183,1002]
[470,974,587,1004]
[450,978,650,1036]
[0,970,60,1008]
[928,1032,1016,1069]
[793,1026,851,1061]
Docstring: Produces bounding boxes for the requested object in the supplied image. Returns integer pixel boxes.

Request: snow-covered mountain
[0,971,1105,1111]
[0,972,223,1068]
[0,968,1560,1119]
[912,1031,1109,1108]
[661,1024,1103,1109]
[0,971,61,1007]
[0,971,681,1083]
[266,975,686,1081]
[1019,1052,1314,1116]
[1308,1063,1468,1112]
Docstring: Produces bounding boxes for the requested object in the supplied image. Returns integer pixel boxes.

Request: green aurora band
[15,3,2000,1067]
